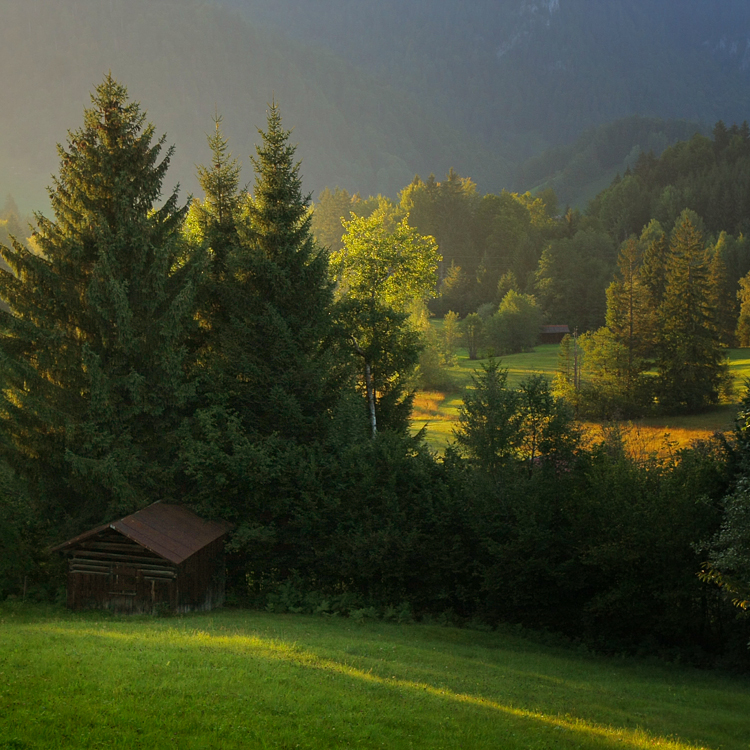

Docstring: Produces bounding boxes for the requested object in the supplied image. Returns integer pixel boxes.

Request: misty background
[2,0,750,213]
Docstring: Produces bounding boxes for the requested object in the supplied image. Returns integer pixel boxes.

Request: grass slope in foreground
[1,605,749,749]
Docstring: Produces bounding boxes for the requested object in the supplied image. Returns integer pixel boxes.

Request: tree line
[315,121,750,414]
[556,123,750,417]
[1,76,749,667]
[313,171,619,354]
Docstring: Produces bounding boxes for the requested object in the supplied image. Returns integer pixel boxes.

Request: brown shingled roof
[51,503,233,564]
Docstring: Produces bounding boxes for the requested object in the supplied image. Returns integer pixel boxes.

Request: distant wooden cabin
[539,324,570,345]
[51,503,232,614]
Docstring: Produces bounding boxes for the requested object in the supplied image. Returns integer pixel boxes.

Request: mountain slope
[0,0,507,212]
[221,0,750,160]
[3,0,750,214]
[516,116,708,207]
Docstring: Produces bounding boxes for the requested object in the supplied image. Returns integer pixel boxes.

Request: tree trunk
[364,361,377,439]
[351,335,377,439]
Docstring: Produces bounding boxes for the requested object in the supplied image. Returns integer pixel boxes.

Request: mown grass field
[412,343,750,455]
[1,604,749,749]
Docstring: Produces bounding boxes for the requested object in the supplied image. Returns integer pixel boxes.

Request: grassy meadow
[412,341,750,455]
[1,604,749,749]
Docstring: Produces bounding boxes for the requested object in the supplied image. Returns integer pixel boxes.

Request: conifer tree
[193,114,242,280]
[655,213,729,411]
[0,75,198,526]
[453,358,519,478]
[712,120,731,154]
[707,232,738,346]
[186,114,243,377]
[0,195,25,250]
[229,102,340,441]
[433,261,474,317]
[638,220,669,309]
[603,237,654,405]
[736,271,750,346]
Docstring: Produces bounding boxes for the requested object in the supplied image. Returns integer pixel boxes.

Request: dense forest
[312,122,750,419]
[1,75,750,671]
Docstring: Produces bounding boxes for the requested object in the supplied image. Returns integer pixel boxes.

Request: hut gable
[52,503,232,614]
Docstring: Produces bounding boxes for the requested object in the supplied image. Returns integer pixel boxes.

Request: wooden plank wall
[67,529,177,613]
[176,537,226,613]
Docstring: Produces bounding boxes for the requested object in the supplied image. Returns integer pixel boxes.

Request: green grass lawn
[413,344,750,454]
[412,344,563,452]
[1,604,749,749]
[728,348,750,389]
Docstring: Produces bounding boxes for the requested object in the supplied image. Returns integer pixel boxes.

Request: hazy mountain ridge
[495,0,560,58]
[3,0,750,214]
[0,0,507,213]
[224,0,750,149]
[497,0,750,78]
[708,35,750,72]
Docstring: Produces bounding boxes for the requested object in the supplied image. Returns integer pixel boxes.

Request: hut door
[109,564,138,595]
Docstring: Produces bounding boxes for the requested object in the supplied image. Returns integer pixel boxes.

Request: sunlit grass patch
[413,343,746,454]
[1,605,748,749]
[581,423,719,458]
[412,391,447,419]
[440,344,560,390]
[414,344,562,451]
[412,392,464,453]
[728,347,750,390]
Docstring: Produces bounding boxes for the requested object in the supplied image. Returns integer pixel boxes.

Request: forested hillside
[515,116,707,207]
[590,125,750,240]
[223,0,750,163]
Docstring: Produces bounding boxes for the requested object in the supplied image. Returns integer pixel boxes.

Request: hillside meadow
[412,344,750,455]
[1,604,749,749]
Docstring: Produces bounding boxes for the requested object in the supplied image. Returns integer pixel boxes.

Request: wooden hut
[52,503,233,614]
[539,324,570,345]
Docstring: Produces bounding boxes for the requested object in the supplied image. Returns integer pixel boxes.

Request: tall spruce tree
[193,114,242,283]
[655,212,729,411]
[186,114,243,383]
[0,75,198,528]
[737,271,750,346]
[229,102,339,441]
[707,233,737,346]
[179,105,346,535]
[638,222,669,309]
[602,237,654,408]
